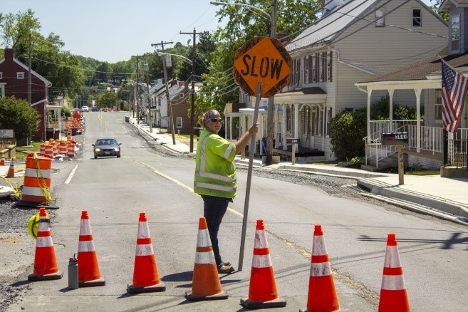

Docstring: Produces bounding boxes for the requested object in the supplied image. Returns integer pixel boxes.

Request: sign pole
[398,145,404,185]
[238,82,262,272]
[292,143,296,165]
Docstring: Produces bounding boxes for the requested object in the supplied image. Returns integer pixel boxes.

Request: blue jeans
[201,195,231,267]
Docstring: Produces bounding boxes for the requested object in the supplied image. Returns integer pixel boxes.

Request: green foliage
[0,96,40,140]
[330,109,367,161]
[371,95,422,120]
[96,91,117,108]
[61,105,71,118]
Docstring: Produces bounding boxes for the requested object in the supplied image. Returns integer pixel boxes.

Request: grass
[14,142,41,160]
[406,169,440,176]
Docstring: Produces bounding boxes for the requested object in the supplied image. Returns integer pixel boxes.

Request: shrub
[0,96,40,141]
[330,109,366,161]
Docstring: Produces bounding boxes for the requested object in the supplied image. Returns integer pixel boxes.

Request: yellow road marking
[97,114,108,132]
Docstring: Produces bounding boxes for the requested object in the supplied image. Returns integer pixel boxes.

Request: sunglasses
[210,118,222,123]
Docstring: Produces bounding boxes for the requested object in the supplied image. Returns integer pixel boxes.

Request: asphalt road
[4,111,468,312]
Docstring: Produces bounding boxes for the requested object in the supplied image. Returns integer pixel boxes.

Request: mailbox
[287,138,300,144]
[381,132,408,146]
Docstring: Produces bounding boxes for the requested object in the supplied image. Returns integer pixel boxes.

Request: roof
[287,0,378,53]
[0,55,52,86]
[440,0,468,12]
[358,48,468,83]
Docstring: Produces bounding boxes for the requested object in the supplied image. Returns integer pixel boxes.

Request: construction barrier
[21,153,52,205]
[28,207,63,281]
[127,212,165,293]
[78,210,105,287]
[300,224,339,312]
[67,141,75,157]
[240,219,286,309]
[58,141,68,155]
[378,233,410,312]
[185,217,228,301]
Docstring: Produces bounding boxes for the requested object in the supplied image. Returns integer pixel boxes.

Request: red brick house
[0,48,51,140]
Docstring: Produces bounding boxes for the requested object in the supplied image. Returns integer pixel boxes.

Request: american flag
[441,60,468,133]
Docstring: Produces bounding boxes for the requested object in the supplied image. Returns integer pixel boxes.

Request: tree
[96,91,117,108]
[330,109,367,161]
[0,96,40,141]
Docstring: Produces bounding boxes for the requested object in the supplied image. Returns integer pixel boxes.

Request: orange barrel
[53,142,58,156]
[40,143,46,155]
[22,153,52,204]
[59,141,68,155]
[67,142,75,157]
[45,144,54,158]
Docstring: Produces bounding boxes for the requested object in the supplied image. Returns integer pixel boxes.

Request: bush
[330,109,366,161]
[0,96,40,141]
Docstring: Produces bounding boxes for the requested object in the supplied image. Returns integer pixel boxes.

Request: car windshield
[96,139,116,145]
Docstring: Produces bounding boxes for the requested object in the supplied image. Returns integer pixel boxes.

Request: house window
[17,72,24,79]
[0,85,4,98]
[179,93,184,99]
[286,106,292,131]
[412,9,421,27]
[434,89,442,122]
[176,117,182,128]
[451,15,460,52]
[321,52,327,82]
[328,51,333,82]
[0,72,2,79]
[315,53,320,83]
[375,9,385,27]
[295,59,301,85]
[304,57,309,84]
[326,107,333,137]
[308,55,313,83]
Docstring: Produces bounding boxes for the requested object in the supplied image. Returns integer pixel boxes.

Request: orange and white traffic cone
[240,219,286,309]
[28,207,63,281]
[185,217,228,301]
[378,233,410,312]
[0,157,5,166]
[127,212,165,293]
[6,159,14,178]
[77,210,105,287]
[300,224,339,312]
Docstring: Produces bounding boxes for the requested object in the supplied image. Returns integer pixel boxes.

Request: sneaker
[218,262,235,274]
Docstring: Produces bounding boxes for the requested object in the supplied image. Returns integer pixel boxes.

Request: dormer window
[375,9,385,27]
[17,72,24,79]
[412,9,421,27]
[0,72,2,79]
[451,14,460,52]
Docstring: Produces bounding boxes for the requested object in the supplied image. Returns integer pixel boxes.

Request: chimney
[4,48,14,60]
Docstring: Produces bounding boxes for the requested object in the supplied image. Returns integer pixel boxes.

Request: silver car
[92,138,121,159]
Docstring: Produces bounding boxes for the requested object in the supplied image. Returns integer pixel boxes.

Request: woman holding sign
[194,109,258,274]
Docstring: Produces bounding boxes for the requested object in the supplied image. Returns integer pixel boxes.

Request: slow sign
[233,36,292,98]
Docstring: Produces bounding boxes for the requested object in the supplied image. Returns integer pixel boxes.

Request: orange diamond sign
[233,36,291,98]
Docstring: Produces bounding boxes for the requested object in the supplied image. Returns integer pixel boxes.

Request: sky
[2,0,436,64]
[2,0,226,63]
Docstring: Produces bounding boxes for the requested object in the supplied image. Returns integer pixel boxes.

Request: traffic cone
[77,210,105,287]
[127,212,166,293]
[378,233,410,312]
[240,219,286,309]
[28,207,63,281]
[0,157,5,166]
[6,159,14,178]
[185,217,228,301]
[300,224,339,312]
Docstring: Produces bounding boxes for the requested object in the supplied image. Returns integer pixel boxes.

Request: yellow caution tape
[27,210,50,239]
[33,153,52,205]
[1,176,20,198]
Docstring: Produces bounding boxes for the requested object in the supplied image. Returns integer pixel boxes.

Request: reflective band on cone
[241,219,286,309]
[28,207,63,281]
[300,224,339,312]
[77,210,105,287]
[21,153,52,204]
[378,233,410,312]
[127,212,165,293]
[185,217,228,301]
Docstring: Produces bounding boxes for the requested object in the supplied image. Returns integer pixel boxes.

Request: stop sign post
[234,37,291,271]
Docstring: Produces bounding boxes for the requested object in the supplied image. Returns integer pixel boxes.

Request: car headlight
[95,148,101,152]
[114,148,120,152]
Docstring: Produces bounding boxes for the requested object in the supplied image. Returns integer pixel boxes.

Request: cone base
[79,278,106,287]
[127,283,166,294]
[300,308,340,312]
[185,290,229,301]
[14,200,59,209]
[28,271,63,281]
[240,297,287,309]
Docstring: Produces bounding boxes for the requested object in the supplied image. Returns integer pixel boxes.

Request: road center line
[65,164,79,184]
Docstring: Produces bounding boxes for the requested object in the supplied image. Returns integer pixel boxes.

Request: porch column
[282,105,287,150]
[224,115,227,139]
[274,105,278,148]
[322,105,326,152]
[294,103,299,138]
[388,89,394,131]
[367,89,372,144]
[229,116,233,140]
[415,88,422,152]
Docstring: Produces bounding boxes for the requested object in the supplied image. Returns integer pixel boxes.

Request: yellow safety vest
[194,129,237,198]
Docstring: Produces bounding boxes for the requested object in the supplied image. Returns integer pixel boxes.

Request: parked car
[81,105,89,112]
[92,138,121,159]
[91,106,98,112]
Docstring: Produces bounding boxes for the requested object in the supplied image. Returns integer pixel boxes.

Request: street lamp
[210,0,277,165]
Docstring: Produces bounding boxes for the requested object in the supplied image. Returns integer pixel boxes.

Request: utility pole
[144,62,152,133]
[265,0,277,165]
[136,55,140,124]
[28,33,32,105]
[179,28,207,153]
[151,41,176,145]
